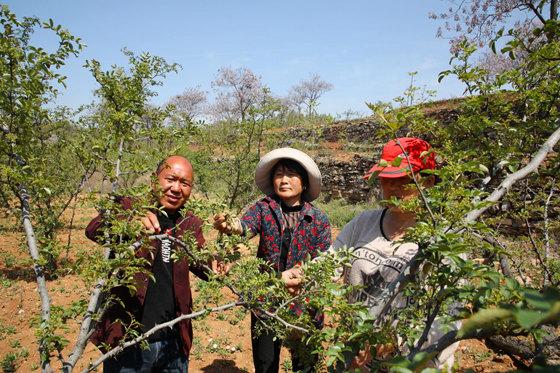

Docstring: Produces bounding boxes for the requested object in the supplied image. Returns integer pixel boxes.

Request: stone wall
[322,119,382,143]
[285,118,384,144]
[316,154,378,203]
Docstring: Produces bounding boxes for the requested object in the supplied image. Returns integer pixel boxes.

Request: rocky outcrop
[316,154,378,203]
[285,118,384,144]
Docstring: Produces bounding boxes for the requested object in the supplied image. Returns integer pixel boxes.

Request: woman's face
[272,164,304,205]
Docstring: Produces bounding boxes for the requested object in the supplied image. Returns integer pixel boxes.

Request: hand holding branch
[139,211,160,234]
[281,265,304,295]
[213,213,243,235]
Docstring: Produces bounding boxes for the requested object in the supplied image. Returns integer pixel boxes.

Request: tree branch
[8,147,54,372]
[465,124,560,223]
[255,308,310,334]
[543,180,555,275]
[394,138,437,227]
[411,286,446,354]
[525,218,554,286]
[82,301,243,373]
[64,249,111,371]
[525,1,547,24]
[18,182,54,373]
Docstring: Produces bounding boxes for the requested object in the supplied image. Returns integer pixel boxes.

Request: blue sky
[4,0,466,116]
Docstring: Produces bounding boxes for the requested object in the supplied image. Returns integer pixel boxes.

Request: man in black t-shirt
[86,155,208,373]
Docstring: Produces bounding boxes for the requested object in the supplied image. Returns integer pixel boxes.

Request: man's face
[379,175,418,201]
[156,157,193,212]
[379,174,434,202]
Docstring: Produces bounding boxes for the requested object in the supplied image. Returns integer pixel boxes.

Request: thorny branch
[543,180,555,269]
[64,249,111,372]
[83,301,243,373]
[525,218,554,285]
[465,124,560,223]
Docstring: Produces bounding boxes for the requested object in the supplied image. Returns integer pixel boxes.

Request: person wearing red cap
[331,137,458,370]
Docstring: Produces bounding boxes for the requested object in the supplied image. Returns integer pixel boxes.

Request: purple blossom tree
[210,67,264,122]
[430,1,557,74]
[430,1,557,47]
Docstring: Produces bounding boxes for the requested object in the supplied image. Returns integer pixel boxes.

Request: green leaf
[512,309,545,329]
[391,156,403,167]
[523,288,560,311]
[457,308,512,338]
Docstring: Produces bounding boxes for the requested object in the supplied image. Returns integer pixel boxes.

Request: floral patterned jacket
[240,195,331,272]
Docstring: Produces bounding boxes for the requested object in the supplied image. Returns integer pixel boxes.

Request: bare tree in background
[287,73,333,116]
[167,87,207,124]
[210,67,264,122]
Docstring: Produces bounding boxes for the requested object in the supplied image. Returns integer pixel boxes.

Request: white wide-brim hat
[255,147,322,202]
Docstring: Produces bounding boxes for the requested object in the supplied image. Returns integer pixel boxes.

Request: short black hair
[271,159,309,188]
[156,157,169,175]
[155,155,186,175]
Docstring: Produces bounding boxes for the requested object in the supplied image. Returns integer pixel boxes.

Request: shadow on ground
[0,257,79,283]
[199,359,250,372]
[0,266,37,282]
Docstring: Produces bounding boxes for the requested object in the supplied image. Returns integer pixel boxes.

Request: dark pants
[103,336,188,373]
[251,313,317,373]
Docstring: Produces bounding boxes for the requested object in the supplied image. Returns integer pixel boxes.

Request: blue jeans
[103,337,188,373]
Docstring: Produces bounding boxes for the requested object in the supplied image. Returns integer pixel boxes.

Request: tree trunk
[112,137,124,193]
[18,184,53,373]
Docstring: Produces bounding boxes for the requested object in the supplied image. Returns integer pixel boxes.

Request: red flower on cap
[364,137,436,179]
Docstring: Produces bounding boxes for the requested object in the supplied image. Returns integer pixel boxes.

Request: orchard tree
[0,5,88,371]
[210,66,264,122]
[287,73,333,116]
[354,11,560,369]
[84,49,180,191]
[198,86,283,208]
[1,17,185,369]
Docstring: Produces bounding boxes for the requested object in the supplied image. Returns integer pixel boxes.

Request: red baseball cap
[364,137,436,179]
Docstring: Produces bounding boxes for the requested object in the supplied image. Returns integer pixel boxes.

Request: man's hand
[349,342,372,370]
[140,211,160,234]
[213,213,243,235]
[281,266,303,296]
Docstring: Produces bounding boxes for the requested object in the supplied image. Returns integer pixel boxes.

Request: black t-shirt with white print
[140,210,179,341]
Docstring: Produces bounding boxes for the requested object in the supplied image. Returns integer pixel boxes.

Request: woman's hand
[211,259,233,276]
[281,266,303,295]
[213,213,243,235]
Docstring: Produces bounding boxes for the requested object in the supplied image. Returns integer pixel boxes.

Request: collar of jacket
[264,194,314,225]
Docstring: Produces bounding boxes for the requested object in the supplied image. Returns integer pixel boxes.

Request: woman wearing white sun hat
[214,147,331,373]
